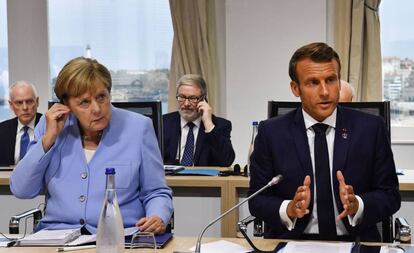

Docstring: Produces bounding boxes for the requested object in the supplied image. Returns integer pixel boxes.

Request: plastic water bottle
[247,121,259,175]
[96,168,125,253]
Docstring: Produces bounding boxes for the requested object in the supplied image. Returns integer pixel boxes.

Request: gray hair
[9,80,38,100]
[176,74,207,98]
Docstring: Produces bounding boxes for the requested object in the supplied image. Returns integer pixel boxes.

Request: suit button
[79,218,85,225]
[81,172,88,179]
[79,195,86,202]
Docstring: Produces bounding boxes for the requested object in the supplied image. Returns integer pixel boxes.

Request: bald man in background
[0,81,42,165]
[339,80,355,102]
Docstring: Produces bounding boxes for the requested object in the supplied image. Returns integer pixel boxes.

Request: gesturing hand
[287,175,311,219]
[336,170,359,220]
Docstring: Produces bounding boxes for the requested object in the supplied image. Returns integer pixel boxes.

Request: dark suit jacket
[248,106,401,242]
[0,113,42,166]
[163,111,235,167]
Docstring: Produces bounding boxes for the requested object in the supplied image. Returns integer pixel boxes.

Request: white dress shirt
[14,118,36,164]
[279,108,364,235]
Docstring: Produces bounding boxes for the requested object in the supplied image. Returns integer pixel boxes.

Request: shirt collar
[180,116,201,129]
[302,107,337,130]
[17,117,36,132]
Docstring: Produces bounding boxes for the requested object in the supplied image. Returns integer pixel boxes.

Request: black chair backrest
[267,100,393,242]
[268,101,391,139]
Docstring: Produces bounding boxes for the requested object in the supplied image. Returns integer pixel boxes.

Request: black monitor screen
[267,101,390,139]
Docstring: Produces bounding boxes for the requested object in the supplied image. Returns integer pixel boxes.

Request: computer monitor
[48,100,164,157]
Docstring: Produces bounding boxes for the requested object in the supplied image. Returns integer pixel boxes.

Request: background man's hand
[197,100,214,131]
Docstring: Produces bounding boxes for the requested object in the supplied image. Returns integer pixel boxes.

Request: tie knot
[312,123,329,134]
[187,122,195,129]
[23,126,29,133]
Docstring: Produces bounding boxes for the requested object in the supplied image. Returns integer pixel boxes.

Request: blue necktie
[181,122,195,166]
[19,126,30,160]
[312,123,337,240]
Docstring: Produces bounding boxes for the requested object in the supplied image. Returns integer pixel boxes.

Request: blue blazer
[10,106,173,233]
[0,113,42,166]
[248,106,401,242]
[163,111,235,167]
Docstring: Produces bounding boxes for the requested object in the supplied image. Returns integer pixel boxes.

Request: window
[380,0,414,128]
[48,0,173,113]
[0,0,9,121]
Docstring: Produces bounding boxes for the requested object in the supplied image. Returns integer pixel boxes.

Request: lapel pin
[341,128,348,139]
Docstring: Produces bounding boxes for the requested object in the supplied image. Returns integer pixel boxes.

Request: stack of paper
[17,229,81,246]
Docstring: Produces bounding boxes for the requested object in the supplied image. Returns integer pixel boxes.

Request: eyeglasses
[176,95,204,104]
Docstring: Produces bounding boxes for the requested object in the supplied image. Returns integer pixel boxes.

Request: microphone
[173,175,283,253]
[9,208,43,234]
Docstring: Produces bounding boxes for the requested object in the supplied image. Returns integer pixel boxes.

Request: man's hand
[287,175,311,219]
[337,170,359,220]
[197,100,214,131]
[136,216,166,234]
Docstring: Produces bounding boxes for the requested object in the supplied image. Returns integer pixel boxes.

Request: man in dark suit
[163,74,235,167]
[0,81,42,165]
[248,42,400,242]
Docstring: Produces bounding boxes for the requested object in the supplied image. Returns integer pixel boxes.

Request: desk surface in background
[3,169,414,190]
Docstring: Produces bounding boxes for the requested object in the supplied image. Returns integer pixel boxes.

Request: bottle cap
[252,121,258,125]
[105,168,116,175]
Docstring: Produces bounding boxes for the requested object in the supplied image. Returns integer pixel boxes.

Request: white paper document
[282,241,353,253]
[190,240,251,253]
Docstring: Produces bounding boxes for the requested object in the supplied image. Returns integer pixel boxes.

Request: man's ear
[290,81,300,97]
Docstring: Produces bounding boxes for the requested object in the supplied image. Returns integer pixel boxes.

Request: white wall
[225,0,327,165]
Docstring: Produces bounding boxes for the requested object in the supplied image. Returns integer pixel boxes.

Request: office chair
[240,101,408,244]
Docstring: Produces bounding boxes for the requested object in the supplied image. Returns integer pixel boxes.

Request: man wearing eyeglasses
[0,81,42,165]
[163,74,235,167]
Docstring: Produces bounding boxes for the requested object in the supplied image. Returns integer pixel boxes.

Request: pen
[56,245,96,252]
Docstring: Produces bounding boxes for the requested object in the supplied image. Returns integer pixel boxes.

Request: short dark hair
[288,42,341,84]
